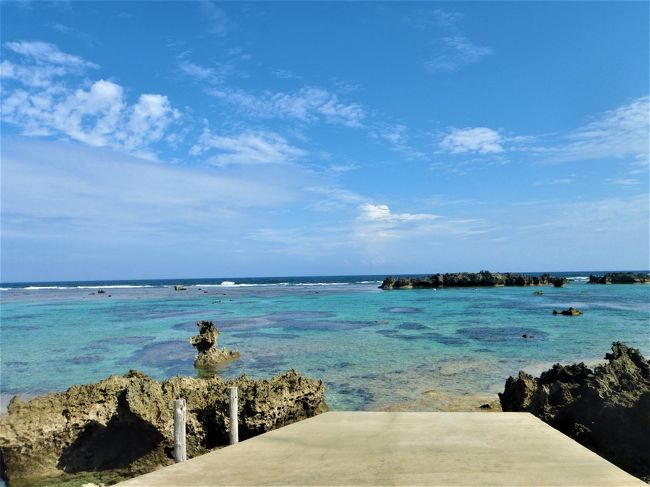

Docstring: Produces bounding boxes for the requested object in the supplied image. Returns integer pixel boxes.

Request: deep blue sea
[1,272,648,411]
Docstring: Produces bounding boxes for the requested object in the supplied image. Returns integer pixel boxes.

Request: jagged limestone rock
[499,342,650,481]
[0,370,327,487]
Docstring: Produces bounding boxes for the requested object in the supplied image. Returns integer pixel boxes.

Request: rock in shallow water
[0,370,327,487]
[189,320,240,369]
[499,342,650,481]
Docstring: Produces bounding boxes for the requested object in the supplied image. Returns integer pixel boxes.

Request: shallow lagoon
[1,276,648,410]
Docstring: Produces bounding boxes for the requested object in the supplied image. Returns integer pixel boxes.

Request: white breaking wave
[567,276,589,282]
[22,285,154,290]
[76,285,155,289]
[193,281,349,287]
[0,287,10,291]
[294,282,347,286]
[24,286,73,290]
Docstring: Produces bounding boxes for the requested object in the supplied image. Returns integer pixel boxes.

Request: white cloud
[5,41,98,68]
[439,127,504,154]
[179,61,218,81]
[272,68,302,80]
[417,8,492,72]
[190,129,306,166]
[428,35,492,72]
[606,178,641,186]
[199,0,232,36]
[1,41,179,160]
[178,60,234,85]
[359,203,438,223]
[1,137,307,242]
[372,123,427,160]
[436,96,649,167]
[329,163,358,173]
[355,203,489,254]
[1,41,98,88]
[533,177,575,186]
[209,86,366,128]
[546,95,649,163]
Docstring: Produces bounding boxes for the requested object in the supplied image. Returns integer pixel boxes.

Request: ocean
[1,273,648,411]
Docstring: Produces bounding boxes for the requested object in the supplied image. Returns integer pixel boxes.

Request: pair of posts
[173,386,238,463]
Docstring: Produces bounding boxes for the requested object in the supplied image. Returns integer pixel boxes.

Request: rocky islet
[380,271,557,289]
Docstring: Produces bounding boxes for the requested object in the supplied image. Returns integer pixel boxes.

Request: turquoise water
[1,275,648,410]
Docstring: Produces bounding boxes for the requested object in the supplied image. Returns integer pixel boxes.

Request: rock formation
[589,272,650,284]
[499,342,650,481]
[174,285,187,291]
[380,271,555,289]
[551,277,567,288]
[552,307,583,316]
[189,321,240,368]
[0,370,327,487]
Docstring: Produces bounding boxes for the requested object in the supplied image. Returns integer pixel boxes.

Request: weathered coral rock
[173,285,187,291]
[551,277,567,288]
[552,307,583,316]
[380,271,556,289]
[0,370,327,487]
[589,272,650,284]
[189,321,240,368]
[499,342,650,481]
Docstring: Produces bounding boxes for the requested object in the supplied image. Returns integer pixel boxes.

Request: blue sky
[1,1,648,281]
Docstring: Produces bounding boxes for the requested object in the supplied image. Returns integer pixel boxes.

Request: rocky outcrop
[174,285,187,291]
[499,342,650,481]
[380,271,554,289]
[189,321,240,369]
[589,272,650,284]
[0,370,327,487]
[551,277,567,288]
[552,307,583,316]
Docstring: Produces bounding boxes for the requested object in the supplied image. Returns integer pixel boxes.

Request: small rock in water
[189,320,240,368]
[479,403,492,409]
[552,307,583,316]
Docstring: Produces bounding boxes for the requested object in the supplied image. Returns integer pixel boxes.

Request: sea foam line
[21,285,155,290]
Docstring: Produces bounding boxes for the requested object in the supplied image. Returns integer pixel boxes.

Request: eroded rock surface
[0,370,327,487]
[589,272,650,284]
[189,320,240,368]
[380,271,555,289]
[499,342,650,481]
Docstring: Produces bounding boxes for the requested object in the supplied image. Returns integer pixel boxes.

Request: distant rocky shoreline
[380,271,563,289]
[380,271,649,289]
[588,272,650,284]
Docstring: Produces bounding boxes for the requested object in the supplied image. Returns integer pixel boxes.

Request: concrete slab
[117,412,644,486]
